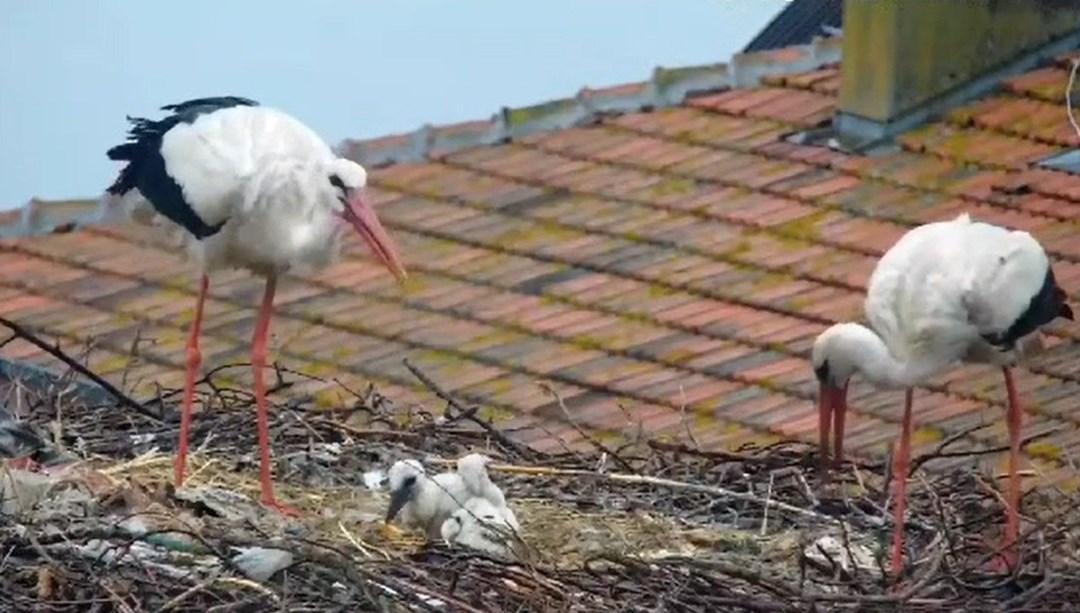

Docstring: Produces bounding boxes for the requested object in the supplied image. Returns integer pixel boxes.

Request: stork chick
[457,453,519,531]
[441,496,522,560]
[384,459,469,539]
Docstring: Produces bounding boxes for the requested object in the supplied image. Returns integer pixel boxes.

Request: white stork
[811,212,1073,573]
[102,96,408,515]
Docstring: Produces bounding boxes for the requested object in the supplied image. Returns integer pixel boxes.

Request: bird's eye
[328,174,346,194]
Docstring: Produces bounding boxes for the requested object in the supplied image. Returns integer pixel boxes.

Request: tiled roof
[4,42,1080,487]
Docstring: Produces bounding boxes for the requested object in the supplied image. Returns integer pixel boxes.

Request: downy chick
[440,496,522,559]
[456,453,519,530]
[384,458,470,539]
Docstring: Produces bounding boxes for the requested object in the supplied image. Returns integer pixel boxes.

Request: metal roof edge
[337,36,841,167]
[0,197,103,240]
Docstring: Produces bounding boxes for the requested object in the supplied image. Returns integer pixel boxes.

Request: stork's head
[812,323,869,390]
[440,513,464,546]
[811,322,869,417]
[326,158,407,282]
[812,322,882,467]
[385,459,425,523]
[456,453,493,485]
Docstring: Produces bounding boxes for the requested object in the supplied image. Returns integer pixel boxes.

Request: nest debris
[1,322,1080,612]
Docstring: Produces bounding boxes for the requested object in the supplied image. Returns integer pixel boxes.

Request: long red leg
[176,273,209,488]
[997,366,1022,571]
[889,387,914,577]
[251,275,298,516]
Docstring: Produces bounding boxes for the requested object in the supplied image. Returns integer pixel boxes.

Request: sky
[0,0,788,209]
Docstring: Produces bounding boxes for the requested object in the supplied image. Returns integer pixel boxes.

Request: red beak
[343,192,407,282]
[818,381,848,470]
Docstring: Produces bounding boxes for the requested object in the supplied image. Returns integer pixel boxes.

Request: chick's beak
[343,191,407,282]
[385,482,414,523]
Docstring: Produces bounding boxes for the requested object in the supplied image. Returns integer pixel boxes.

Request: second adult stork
[102,96,408,515]
[811,212,1072,573]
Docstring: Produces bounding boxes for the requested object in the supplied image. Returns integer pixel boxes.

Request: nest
[3,322,1080,612]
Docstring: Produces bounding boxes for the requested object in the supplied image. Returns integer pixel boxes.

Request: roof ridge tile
[4,38,842,240]
[338,37,842,168]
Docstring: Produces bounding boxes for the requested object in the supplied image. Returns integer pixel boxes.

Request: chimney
[834,0,1080,149]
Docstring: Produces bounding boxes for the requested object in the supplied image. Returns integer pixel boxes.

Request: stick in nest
[482,462,841,525]
[0,316,161,423]
[537,382,635,473]
[403,358,534,458]
[1067,57,1080,144]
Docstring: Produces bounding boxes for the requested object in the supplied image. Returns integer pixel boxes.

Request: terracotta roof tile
[3,44,1080,478]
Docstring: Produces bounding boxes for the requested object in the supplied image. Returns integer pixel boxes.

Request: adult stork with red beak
[102,96,407,515]
[811,212,1072,574]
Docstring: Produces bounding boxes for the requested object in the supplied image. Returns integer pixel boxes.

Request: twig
[486,462,841,525]
[646,439,775,464]
[909,427,1057,475]
[1067,57,1080,144]
[805,535,945,604]
[676,384,702,451]
[403,358,533,457]
[157,569,225,611]
[538,382,635,473]
[0,317,161,423]
[760,472,774,536]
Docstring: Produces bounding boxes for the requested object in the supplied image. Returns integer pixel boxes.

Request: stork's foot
[260,496,300,517]
[7,458,41,472]
[989,550,1018,575]
[380,522,406,539]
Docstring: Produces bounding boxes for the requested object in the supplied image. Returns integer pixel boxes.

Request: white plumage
[456,453,519,530]
[813,213,1054,390]
[385,454,520,540]
[385,459,471,539]
[115,105,390,277]
[103,97,408,515]
[811,212,1072,574]
[441,496,522,559]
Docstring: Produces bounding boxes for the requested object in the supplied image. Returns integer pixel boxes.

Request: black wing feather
[105,96,261,240]
[984,265,1073,349]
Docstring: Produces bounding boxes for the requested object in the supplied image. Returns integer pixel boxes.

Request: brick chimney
[834,0,1080,149]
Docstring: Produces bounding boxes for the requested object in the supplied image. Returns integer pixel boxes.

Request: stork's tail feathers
[1052,285,1074,320]
[1060,302,1074,321]
[106,141,140,162]
[105,96,261,196]
[105,138,144,198]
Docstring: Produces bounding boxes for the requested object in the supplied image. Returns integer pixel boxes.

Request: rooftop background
[0,0,787,209]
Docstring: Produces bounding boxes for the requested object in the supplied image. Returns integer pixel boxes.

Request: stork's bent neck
[818,323,942,390]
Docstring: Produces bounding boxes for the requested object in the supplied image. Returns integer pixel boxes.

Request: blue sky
[0,0,787,209]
